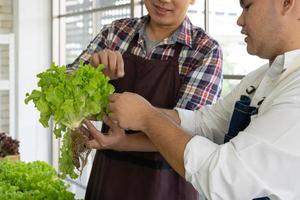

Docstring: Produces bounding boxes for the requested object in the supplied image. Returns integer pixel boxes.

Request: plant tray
[0,154,20,162]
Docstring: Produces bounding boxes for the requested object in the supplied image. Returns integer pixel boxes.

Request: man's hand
[108,92,191,177]
[108,92,156,131]
[90,50,124,80]
[82,115,127,151]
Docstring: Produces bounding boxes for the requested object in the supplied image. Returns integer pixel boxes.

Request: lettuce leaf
[0,160,75,199]
[25,61,114,178]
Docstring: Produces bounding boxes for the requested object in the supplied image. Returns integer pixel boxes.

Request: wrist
[141,107,163,133]
[114,135,129,151]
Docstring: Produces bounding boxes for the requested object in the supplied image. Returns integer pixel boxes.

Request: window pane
[0,0,13,33]
[61,0,93,15]
[187,1,204,28]
[61,0,130,15]
[61,14,93,64]
[93,6,131,31]
[0,91,9,133]
[209,0,266,76]
[95,0,130,8]
[61,7,131,65]
[0,45,9,80]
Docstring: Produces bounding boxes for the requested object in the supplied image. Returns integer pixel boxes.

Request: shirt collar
[137,15,149,39]
[269,49,300,77]
[137,15,193,48]
[283,49,300,70]
[176,16,193,48]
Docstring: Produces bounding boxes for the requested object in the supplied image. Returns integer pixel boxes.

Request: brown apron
[85,35,199,200]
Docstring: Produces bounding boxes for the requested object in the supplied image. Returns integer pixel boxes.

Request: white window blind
[0,36,15,137]
[0,0,14,137]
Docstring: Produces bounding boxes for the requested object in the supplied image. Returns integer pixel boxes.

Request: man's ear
[281,0,295,15]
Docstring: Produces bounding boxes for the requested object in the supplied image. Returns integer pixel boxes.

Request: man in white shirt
[84,0,300,199]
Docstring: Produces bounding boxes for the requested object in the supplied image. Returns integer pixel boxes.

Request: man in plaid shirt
[68,17,222,111]
[69,1,223,199]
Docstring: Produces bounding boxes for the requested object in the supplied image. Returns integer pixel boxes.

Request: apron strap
[224,95,257,143]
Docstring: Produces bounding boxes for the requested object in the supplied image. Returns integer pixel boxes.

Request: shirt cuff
[184,136,218,182]
[174,107,197,134]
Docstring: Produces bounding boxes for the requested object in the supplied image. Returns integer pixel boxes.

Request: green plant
[0,132,19,157]
[25,62,114,178]
[0,160,75,200]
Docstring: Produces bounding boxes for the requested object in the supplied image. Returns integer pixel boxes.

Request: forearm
[158,108,181,125]
[143,109,192,177]
[117,108,182,153]
[118,132,157,152]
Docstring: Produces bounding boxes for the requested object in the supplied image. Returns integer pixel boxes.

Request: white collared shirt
[176,49,300,200]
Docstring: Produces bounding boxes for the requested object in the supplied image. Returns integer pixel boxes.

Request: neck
[147,20,182,41]
[269,58,276,66]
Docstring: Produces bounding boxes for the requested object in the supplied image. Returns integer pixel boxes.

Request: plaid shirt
[68,16,223,110]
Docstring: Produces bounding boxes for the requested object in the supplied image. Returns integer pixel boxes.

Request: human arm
[82,116,157,152]
[176,40,223,110]
[108,88,300,199]
[182,100,300,199]
[158,108,181,124]
[106,91,233,176]
[107,92,195,176]
[82,108,180,152]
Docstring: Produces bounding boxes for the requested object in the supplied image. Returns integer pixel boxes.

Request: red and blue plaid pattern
[68,16,223,110]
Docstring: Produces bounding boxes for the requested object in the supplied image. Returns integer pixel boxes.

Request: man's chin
[246,47,257,56]
[150,16,178,26]
[153,20,174,26]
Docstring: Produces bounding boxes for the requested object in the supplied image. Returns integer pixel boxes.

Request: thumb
[102,115,119,131]
[83,119,105,142]
[86,139,103,149]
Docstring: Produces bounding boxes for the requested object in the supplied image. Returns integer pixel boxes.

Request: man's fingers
[107,50,117,74]
[116,52,124,77]
[107,102,119,124]
[91,50,124,79]
[83,120,104,141]
[79,126,93,139]
[107,112,118,122]
[99,50,108,67]
[86,139,102,149]
[109,93,120,102]
[103,115,119,131]
[90,53,100,67]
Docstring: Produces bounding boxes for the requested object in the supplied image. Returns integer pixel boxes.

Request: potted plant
[0,132,20,161]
